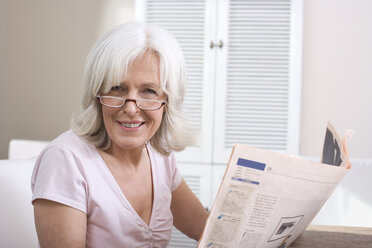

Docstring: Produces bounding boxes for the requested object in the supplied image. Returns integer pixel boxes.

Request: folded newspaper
[198,122,352,248]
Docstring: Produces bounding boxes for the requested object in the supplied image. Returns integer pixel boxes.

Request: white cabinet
[137,0,303,165]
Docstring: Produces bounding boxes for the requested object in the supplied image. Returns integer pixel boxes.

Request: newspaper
[198,122,351,248]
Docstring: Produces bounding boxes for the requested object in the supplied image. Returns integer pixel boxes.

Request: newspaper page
[198,123,350,248]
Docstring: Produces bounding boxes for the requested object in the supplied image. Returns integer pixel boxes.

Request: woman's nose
[122,99,139,114]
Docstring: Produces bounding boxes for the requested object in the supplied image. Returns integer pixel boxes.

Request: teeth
[120,122,142,128]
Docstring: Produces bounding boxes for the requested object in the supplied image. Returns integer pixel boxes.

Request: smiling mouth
[118,122,144,128]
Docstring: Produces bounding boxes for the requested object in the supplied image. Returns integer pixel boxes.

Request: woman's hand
[342,135,352,169]
[342,129,354,169]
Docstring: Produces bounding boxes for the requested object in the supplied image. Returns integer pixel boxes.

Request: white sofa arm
[0,158,39,248]
[8,139,48,159]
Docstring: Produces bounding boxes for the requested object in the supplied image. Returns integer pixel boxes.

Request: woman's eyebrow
[118,81,159,87]
[141,82,161,88]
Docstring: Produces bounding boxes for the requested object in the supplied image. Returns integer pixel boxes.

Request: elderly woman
[31,22,208,247]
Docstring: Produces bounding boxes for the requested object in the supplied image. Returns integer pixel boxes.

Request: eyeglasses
[97,95,166,111]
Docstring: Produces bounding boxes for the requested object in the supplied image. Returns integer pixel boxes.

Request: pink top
[31,130,183,248]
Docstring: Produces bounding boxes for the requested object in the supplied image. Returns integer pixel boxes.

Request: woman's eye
[111,86,122,91]
[143,88,157,95]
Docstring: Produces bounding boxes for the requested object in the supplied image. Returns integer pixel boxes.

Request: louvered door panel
[145,0,206,143]
[213,0,302,162]
[226,0,291,150]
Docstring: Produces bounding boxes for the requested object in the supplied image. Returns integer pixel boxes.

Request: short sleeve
[169,152,183,192]
[31,145,88,213]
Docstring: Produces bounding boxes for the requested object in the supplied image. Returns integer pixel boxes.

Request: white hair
[71,22,196,155]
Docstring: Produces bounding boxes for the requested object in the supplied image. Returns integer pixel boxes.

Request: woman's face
[101,53,165,152]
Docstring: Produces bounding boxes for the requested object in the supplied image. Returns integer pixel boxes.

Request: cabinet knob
[210,40,223,49]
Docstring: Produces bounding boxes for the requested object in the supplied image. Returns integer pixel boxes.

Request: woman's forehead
[127,56,160,75]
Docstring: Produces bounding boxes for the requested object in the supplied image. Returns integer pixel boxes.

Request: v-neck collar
[94,143,157,228]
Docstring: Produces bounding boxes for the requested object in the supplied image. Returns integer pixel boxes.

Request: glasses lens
[137,99,162,110]
[100,96,125,107]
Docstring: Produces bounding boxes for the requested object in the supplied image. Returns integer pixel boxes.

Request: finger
[342,136,352,169]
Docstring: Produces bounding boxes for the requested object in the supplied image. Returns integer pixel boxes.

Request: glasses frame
[97,95,166,111]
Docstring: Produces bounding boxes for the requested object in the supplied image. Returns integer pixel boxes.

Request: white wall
[0,0,134,159]
[300,0,372,158]
[0,0,371,159]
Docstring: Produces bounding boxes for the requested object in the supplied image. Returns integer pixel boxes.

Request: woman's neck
[103,143,148,169]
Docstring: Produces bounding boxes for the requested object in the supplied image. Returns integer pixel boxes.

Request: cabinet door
[136,0,216,163]
[213,0,303,163]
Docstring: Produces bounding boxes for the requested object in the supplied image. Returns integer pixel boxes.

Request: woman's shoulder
[39,130,95,160]
[31,130,91,213]
[32,130,99,185]
[52,129,88,146]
